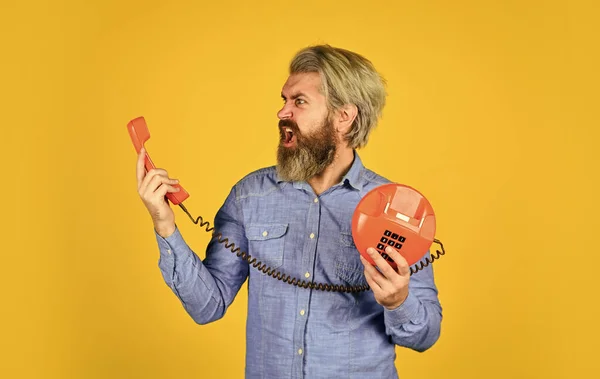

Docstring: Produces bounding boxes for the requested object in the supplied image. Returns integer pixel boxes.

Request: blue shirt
[154,151,442,378]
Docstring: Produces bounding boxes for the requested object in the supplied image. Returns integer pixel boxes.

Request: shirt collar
[275,150,365,191]
[342,150,365,190]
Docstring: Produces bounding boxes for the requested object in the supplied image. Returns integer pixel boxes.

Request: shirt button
[167,249,172,255]
[298,348,303,355]
[305,272,310,278]
[262,231,268,237]
[300,309,305,316]
[313,198,319,203]
[309,233,315,239]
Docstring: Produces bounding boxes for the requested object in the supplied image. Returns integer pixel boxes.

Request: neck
[307,146,355,195]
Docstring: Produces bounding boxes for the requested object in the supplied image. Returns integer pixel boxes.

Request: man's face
[276,72,338,182]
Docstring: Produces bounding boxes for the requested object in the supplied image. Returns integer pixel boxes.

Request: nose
[277,102,293,120]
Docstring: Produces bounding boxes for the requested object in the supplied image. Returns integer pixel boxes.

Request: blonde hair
[289,44,387,149]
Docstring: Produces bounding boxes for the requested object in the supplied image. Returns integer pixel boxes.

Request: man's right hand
[136,147,180,238]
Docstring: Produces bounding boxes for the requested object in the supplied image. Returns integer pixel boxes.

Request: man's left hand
[359,246,410,310]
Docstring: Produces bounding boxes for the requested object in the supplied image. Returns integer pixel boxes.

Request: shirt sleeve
[382,252,443,352]
[155,186,249,325]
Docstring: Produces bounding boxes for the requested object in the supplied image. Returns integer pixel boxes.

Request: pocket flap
[246,223,288,241]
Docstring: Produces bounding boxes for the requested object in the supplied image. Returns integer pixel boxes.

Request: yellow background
[2,0,599,378]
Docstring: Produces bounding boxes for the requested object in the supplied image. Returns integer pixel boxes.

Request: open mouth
[281,127,296,147]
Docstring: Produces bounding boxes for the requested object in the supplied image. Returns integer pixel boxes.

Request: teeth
[284,127,293,133]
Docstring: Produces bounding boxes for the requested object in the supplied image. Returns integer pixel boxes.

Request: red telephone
[127,116,190,205]
[128,117,444,291]
[351,183,437,269]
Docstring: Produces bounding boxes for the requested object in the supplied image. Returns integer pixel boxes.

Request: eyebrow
[281,92,310,100]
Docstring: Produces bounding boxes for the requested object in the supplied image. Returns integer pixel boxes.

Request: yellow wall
[2,0,598,378]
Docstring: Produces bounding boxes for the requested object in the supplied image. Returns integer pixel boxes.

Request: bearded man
[136,44,442,379]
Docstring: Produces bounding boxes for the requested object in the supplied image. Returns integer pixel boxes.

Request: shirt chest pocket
[335,232,368,286]
[245,223,288,270]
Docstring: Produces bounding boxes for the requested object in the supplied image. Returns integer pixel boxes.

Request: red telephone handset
[351,183,437,269]
[127,116,190,205]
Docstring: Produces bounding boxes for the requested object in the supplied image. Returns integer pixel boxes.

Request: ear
[334,104,358,134]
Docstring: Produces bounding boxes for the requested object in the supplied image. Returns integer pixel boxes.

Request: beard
[276,115,337,182]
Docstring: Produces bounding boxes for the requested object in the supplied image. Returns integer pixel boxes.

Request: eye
[295,99,306,105]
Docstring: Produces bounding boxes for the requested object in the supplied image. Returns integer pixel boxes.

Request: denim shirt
[155,151,442,378]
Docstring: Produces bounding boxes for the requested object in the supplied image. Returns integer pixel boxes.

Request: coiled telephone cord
[178,203,445,293]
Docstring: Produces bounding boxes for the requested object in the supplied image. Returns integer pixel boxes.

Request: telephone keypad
[374,230,407,263]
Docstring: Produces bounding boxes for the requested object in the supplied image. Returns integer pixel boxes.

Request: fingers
[384,246,411,277]
[154,182,181,198]
[137,167,179,202]
[143,174,179,199]
[146,171,177,193]
[136,147,146,188]
[366,247,399,280]
[361,246,411,310]
[361,246,410,289]
[360,255,385,290]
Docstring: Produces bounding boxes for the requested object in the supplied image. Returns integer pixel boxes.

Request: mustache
[278,119,299,132]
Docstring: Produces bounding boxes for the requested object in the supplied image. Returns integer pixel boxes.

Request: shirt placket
[291,194,321,379]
